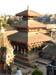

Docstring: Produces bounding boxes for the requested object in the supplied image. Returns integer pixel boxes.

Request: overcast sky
[0,0,56,15]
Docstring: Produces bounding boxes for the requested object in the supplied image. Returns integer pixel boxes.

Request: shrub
[7,19,14,25]
[32,69,43,75]
[17,67,20,70]
[3,24,10,27]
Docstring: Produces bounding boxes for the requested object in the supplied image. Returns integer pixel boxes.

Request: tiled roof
[13,20,46,28]
[16,10,41,17]
[46,24,56,29]
[46,24,52,29]
[6,30,18,36]
[39,29,48,34]
[8,32,53,45]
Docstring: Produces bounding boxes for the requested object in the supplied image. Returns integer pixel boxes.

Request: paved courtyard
[14,63,47,75]
[0,63,47,75]
[38,64,46,75]
[14,58,51,75]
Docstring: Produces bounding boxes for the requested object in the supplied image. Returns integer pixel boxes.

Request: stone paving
[14,58,50,75]
[37,58,51,65]
[14,63,47,75]
[38,64,46,75]
[0,64,46,75]
[0,58,50,75]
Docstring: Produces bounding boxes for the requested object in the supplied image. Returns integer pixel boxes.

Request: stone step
[36,58,51,65]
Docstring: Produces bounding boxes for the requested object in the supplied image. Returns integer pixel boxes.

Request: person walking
[16,67,22,75]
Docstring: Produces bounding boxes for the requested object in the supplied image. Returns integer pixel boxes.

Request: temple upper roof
[14,9,44,30]
[16,9,41,17]
[13,20,46,29]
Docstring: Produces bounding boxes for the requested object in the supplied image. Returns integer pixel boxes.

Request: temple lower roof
[8,31,53,45]
[6,30,18,36]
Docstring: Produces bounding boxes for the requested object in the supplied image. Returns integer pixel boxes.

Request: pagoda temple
[0,22,14,72]
[8,8,53,63]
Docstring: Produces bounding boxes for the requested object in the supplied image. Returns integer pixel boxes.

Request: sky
[0,0,56,15]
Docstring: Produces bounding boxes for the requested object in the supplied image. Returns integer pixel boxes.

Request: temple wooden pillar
[17,45,19,53]
[15,45,17,52]
[24,49,26,55]
[26,48,28,55]
[22,48,24,55]
[21,48,24,54]
[12,44,14,49]
[14,45,15,50]
[35,47,38,52]
[18,45,21,53]
[51,31,53,38]
[17,45,18,52]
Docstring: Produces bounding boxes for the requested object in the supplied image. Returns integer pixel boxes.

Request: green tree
[0,19,9,27]
[7,19,14,25]
[32,69,43,75]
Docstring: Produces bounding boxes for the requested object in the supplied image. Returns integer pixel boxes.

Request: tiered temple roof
[10,8,53,46]
[6,8,53,62]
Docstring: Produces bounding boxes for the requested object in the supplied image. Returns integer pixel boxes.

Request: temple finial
[0,21,2,28]
[0,21,5,32]
[27,5,29,10]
